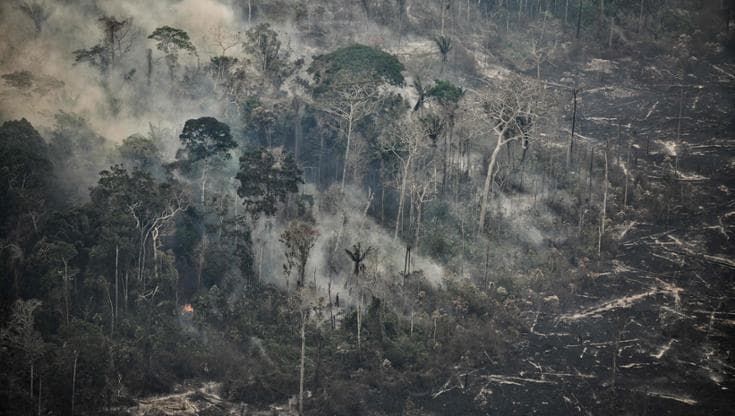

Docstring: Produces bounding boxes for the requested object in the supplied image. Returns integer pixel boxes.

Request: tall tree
[425,79,464,193]
[345,243,372,352]
[380,119,429,240]
[0,299,44,406]
[148,26,197,82]
[309,45,405,191]
[318,73,383,192]
[244,23,288,84]
[236,148,303,218]
[476,78,538,233]
[175,117,236,205]
[73,16,134,75]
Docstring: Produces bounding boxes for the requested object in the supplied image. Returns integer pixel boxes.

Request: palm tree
[345,243,372,352]
[433,35,452,73]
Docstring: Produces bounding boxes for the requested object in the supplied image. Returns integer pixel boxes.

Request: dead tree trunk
[71,352,78,416]
[598,150,608,257]
[299,309,306,415]
[341,108,354,192]
[394,155,412,239]
[568,88,578,167]
[479,127,513,233]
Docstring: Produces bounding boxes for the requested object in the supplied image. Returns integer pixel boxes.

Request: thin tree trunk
[624,143,631,208]
[612,329,619,387]
[576,0,583,39]
[114,244,119,327]
[248,0,252,26]
[294,98,304,161]
[588,148,594,204]
[328,278,334,330]
[675,87,684,175]
[479,131,507,232]
[442,132,448,192]
[124,271,129,312]
[63,260,70,326]
[598,150,608,257]
[568,88,577,167]
[197,234,208,289]
[608,17,614,48]
[341,112,354,192]
[146,49,152,86]
[441,0,446,35]
[201,157,209,205]
[299,310,306,415]
[71,352,78,416]
[394,156,411,239]
[414,204,422,250]
[357,292,362,352]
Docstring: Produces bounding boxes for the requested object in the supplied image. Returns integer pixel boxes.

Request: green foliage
[426,80,465,106]
[308,44,405,93]
[245,23,289,83]
[236,148,303,217]
[280,220,319,287]
[149,26,196,55]
[177,117,236,164]
[433,35,452,63]
[149,26,197,80]
[115,134,162,174]
[72,44,110,72]
[207,55,239,81]
[0,118,52,235]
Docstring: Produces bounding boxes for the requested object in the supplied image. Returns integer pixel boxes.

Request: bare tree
[318,74,383,192]
[476,78,540,232]
[409,164,438,251]
[380,119,429,240]
[99,16,135,69]
[528,37,557,80]
[208,25,241,56]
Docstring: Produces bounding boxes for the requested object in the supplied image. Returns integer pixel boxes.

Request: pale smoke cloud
[0,0,238,142]
[250,184,448,307]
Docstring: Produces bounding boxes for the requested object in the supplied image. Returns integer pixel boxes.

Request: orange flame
[182,304,194,313]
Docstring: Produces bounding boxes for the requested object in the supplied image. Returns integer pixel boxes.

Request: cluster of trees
[1,0,729,414]
[0,112,309,413]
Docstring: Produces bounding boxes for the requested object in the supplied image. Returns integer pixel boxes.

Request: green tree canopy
[0,119,52,237]
[149,26,197,80]
[115,134,162,174]
[236,148,303,218]
[426,79,465,105]
[176,117,236,164]
[308,44,405,94]
[149,26,196,56]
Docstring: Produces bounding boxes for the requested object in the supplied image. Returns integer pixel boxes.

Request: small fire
[181,303,194,314]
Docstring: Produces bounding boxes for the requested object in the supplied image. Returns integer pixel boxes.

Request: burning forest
[0,0,734,415]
